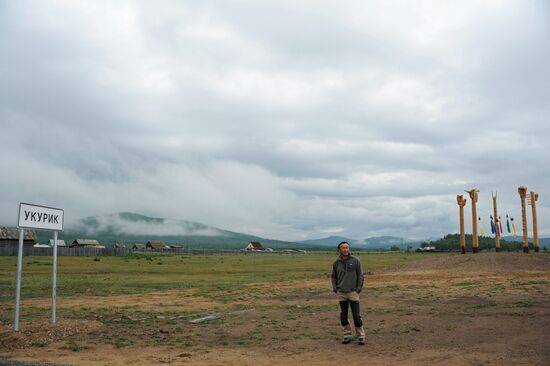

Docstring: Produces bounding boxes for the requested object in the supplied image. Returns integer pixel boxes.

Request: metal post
[14,228,24,331]
[52,231,58,324]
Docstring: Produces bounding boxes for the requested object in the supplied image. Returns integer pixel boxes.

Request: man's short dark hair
[337,241,349,250]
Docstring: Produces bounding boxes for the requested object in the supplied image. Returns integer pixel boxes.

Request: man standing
[331,241,365,345]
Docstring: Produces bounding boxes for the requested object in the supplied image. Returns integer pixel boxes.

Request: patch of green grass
[122,253,163,260]
[113,338,134,348]
[469,302,498,309]
[282,303,327,312]
[516,280,547,286]
[501,311,529,317]
[381,284,400,292]
[62,340,90,352]
[30,341,48,347]
[453,281,481,289]
[490,284,506,291]
[513,300,535,307]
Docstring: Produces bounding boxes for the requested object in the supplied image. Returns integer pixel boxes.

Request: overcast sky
[1,1,549,241]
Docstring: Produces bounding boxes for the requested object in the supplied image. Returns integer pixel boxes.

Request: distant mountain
[298,236,356,247]
[34,212,315,250]
[360,236,420,249]
[299,235,420,249]
[501,236,550,248]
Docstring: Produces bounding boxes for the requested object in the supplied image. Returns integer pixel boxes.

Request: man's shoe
[357,336,366,345]
[341,336,352,344]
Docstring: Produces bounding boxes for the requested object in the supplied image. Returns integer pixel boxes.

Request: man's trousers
[337,291,365,338]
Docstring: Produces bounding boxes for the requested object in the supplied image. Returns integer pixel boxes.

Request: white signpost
[15,203,64,331]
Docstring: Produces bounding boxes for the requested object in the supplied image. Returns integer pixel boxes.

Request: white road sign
[18,202,64,231]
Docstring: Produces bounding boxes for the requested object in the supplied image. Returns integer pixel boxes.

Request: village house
[71,239,105,248]
[132,243,146,251]
[33,243,50,248]
[48,239,67,247]
[416,246,437,252]
[0,227,36,248]
[146,240,169,251]
[244,241,264,251]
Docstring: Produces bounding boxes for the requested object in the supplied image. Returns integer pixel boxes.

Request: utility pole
[518,186,529,253]
[457,195,467,254]
[466,189,480,253]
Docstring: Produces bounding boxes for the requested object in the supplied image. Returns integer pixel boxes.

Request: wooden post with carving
[492,192,500,252]
[518,186,529,253]
[466,189,479,253]
[457,195,467,254]
[529,191,539,252]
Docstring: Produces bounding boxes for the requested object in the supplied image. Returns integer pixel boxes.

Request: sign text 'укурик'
[18,202,64,231]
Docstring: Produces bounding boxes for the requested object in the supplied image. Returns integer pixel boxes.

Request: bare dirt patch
[0,319,101,352]
[1,253,549,365]
[15,289,224,312]
[379,251,550,272]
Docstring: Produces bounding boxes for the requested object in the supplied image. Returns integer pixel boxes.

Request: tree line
[419,234,533,252]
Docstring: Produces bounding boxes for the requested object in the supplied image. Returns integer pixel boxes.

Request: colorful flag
[478,217,485,236]
[506,214,511,233]
[498,216,503,234]
[490,215,495,234]
[510,217,517,237]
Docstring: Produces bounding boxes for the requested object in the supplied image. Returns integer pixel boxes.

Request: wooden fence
[0,247,130,256]
[0,247,250,257]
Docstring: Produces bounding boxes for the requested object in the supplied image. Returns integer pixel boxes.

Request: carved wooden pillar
[529,191,539,252]
[518,186,529,253]
[466,189,479,253]
[457,195,467,254]
[492,192,500,252]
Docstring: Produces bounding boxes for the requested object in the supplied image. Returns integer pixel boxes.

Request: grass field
[0,252,423,301]
[1,252,549,366]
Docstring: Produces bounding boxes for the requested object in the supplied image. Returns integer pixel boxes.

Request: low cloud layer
[1,1,549,241]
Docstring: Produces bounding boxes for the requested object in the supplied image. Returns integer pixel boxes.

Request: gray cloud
[1,0,549,241]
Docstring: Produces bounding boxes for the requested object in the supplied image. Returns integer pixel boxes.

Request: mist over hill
[24,212,549,251]
[76,212,231,237]
[30,212,423,250]
[36,212,310,250]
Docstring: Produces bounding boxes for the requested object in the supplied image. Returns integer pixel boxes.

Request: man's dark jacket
[331,255,364,293]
